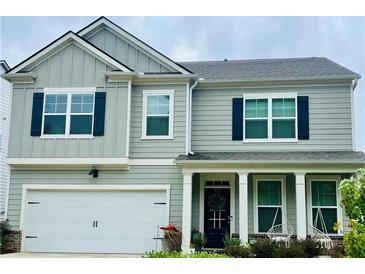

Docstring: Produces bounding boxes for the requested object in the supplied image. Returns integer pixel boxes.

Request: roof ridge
[178,57,322,64]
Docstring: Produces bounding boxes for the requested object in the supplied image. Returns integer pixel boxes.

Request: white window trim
[199,173,236,236]
[243,92,298,143]
[253,175,287,234]
[306,175,343,236]
[141,90,174,140]
[41,88,96,139]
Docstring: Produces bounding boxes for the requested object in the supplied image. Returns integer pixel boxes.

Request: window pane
[83,94,94,103]
[284,98,295,108]
[71,103,82,113]
[45,103,55,113]
[245,99,256,109]
[272,119,295,138]
[273,98,295,118]
[258,207,282,233]
[272,107,284,117]
[147,95,170,115]
[147,116,169,136]
[258,181,281,205]
[72,94,82,103]
[245,108,256,118]
[57,94,67,104]
[245,120,268,139]
[70,115,92,134]
[82,103,94,113]
[56,103,67,113]
[159,95,170,105]
[43,115,66,134]
[159,104,169,115]
[272,98,283,108]
[46,95,56,103]
[312,181,337,206]
[312,208,337,234]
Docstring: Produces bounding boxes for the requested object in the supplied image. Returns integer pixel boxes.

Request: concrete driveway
[0,252,143,258]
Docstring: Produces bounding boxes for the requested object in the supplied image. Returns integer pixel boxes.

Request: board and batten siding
[191,85,353,151]
[0,65,11,219]
[7,165,183,230]
[7,43,129,158]
[129,84,187,158]
[85,27,173,73]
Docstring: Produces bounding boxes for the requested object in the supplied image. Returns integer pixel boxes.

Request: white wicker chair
[311,208,333,249]
[267,208,294,246]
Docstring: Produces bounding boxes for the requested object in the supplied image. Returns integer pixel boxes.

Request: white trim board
[78,17,191,75]
[199,173,236,236]
[19,184,171,252]
[8,32,131,74]
[7,158,129,166]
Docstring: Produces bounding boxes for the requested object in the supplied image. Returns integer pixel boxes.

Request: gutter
[188,79,198,155]
[175,159,365,165]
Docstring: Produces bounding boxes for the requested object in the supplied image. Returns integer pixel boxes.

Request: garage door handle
[93,220,96,228]
[95,221,98,228]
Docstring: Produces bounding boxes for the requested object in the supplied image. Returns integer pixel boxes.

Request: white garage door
[23,188,167,253]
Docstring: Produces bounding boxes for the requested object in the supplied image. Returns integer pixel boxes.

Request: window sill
[242,138,298,143]
[141,136,174,140]
[40,135,94,139]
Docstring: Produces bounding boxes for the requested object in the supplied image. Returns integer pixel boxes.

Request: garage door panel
[23,188,168,253]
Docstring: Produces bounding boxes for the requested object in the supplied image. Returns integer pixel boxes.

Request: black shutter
[93,92,106,136]
[30,93,44,136]
[232,98,244,140]
[297,96,309,140]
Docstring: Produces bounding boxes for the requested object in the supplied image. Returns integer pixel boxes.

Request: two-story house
[0,60,10,221]
[2,17,365,254]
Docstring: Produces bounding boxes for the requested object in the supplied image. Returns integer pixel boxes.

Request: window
[142,90,174,139]
[311,180,339,234]
[244,93,297,142]
[254,176,286,233]
[42,88,95,137]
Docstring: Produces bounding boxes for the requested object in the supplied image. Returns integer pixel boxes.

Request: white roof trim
[78,18,191,75]
[8,32,131,74]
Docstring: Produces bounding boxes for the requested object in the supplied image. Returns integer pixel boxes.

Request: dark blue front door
[204,188,230,248]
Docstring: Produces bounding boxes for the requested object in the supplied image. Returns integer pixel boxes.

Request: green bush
[191,231,207,248]
[145,250,232,258]
[0,219,12,250]
[299,238,323,258]
[224,244,252,258]
[274,241,305,258]
[251,239,279,258]
[223,233,242,247]
[340,169,365,257]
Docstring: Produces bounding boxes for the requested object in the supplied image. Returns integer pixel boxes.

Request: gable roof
[6,31,132,74]
[179,57,361,81]
[0,60,10,72]
[77,17,192,75]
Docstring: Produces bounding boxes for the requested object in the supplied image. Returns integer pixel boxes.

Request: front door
[204,188,231,248]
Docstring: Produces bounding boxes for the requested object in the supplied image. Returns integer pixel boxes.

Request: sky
[0,16,364,150]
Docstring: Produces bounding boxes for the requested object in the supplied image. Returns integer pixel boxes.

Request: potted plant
[191,230,207,252]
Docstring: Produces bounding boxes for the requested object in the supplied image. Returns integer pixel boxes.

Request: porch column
[295,172,307,239]
[238,172,249,243]
[181,171,193,253]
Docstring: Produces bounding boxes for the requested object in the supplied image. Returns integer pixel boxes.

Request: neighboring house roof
[6,31,132,74]
[176,151,365,164]
[0,60,10,72]
[179,57,361,81]
[77,16,193,75]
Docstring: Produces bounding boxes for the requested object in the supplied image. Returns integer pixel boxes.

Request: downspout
[350,78,358,151]
[188,79,198,155]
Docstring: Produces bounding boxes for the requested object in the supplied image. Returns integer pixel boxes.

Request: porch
[176,151,365,252]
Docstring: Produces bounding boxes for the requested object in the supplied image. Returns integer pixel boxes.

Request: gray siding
[129,84,187,158]
[7,43,129,158]
[191,85,353,151]
[7,166,183,230]
[86,27,173,73]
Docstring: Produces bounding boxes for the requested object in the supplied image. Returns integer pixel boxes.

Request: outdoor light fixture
[88,168,98,178]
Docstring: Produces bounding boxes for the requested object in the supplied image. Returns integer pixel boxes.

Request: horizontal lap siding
[191,85,353,151]
[7,166,183,230]
[7,43,128,158]
[87,28,173,73]
[130,84,187,158]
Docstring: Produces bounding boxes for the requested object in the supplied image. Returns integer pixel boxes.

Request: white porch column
[181,171,193,253]
[295,172,307,239]
[238,172,249,243]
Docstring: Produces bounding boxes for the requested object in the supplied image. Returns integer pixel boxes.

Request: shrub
[329,245,345,258]
[299,238,323,258]
[191,231,206,248]
[164,229,182,252]
[223,233,242,247]
[145,250,232,258]
[0,219,12,252]
[343,220,365,258]
[274,241,305,258]
[251,239,278,258]
[224,244,252,258]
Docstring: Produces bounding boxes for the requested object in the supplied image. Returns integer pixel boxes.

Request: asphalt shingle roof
[179,57,361,81]
[176,151,365,164]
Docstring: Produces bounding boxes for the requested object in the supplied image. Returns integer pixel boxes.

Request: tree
[339,169,365,257]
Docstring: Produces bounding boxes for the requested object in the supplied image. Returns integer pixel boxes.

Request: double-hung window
[254,176,286,233]
[142,90,174,139]
[244,93,297,142]
[42,88,95,137]
[310,179,341,234]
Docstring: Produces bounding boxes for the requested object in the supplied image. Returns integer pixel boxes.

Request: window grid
[42,92,95,137]
[209,210,225,229]
[243,94,298,142]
